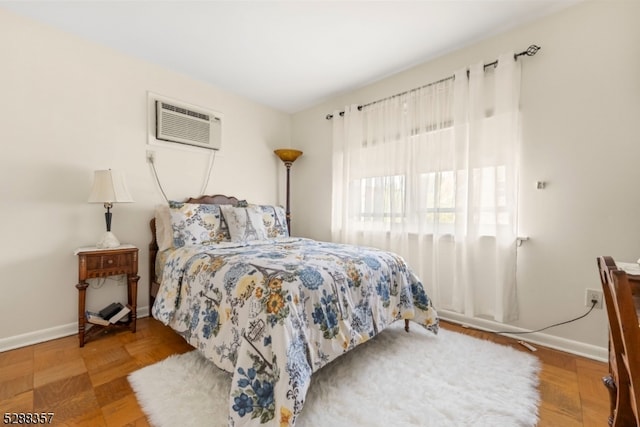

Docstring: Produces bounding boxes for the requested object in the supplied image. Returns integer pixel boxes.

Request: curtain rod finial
[524,45,541,56]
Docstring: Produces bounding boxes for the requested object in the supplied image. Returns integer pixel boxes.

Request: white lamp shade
[88,170,134,203]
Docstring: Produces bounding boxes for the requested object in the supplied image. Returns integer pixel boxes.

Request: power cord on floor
[457,300,598,352]
[492,300,598,336]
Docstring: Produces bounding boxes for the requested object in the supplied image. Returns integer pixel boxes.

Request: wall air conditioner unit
[155,100,221,150]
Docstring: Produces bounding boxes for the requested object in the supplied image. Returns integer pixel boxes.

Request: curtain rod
[325,44,540,120]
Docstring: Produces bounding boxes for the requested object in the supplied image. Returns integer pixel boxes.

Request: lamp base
[96,231,121,249]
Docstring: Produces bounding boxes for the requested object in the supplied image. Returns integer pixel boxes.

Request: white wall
[291,0,640,359]
[0,8,291,347]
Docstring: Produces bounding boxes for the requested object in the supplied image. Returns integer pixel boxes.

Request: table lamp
[88,169,134,248]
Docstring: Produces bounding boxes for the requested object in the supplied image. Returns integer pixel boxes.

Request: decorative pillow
[154,204,174,251]
[168,202,230,247]
[254,204,289,238]
[220,205,269,243]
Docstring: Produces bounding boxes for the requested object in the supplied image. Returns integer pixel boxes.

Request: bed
[149,194,439,427]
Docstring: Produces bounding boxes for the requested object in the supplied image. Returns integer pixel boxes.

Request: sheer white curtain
[331,53,521,322]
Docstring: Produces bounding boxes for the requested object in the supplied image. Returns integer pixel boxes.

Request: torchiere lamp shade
[274,149,303,165]
[88,169,134,248]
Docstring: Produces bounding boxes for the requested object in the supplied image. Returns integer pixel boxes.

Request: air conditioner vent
[155,100,221,150]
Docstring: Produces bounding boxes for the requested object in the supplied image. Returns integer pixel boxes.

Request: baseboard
[1,306,606,362]
[438,310,608,362]
[0,305,151,353]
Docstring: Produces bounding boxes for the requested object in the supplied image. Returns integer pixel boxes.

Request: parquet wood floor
[0,318,609,426]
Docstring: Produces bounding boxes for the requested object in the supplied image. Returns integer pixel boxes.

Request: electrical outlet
[585,289,603,309]
[146,150,155,163]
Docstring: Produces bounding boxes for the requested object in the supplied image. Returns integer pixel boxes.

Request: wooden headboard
[148,194,242,312]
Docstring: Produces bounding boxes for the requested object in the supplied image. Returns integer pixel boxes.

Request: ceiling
[1,1,578,113]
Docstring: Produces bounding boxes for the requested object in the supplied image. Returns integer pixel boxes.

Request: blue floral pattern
[152,237,439,427]
[168,202,230,246]
[255,205,289,238]
[220,205,270,243]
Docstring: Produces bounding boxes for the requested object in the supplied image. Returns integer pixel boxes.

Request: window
[352,175,405,224]
[419,170,456,226]
[350,165,508,236]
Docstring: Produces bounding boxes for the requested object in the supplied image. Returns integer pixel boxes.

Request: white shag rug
[128,323,541,427]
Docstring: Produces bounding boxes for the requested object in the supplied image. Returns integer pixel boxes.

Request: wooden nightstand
[75,245,139,347]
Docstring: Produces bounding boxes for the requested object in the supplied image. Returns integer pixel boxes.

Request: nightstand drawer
[86,253,130,271]
[77,247,139,279]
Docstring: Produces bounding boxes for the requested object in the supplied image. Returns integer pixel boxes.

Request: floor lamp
[274,148,303,234]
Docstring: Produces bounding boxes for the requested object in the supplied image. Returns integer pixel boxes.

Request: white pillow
[154,204,174,251]
[220,205,269,243]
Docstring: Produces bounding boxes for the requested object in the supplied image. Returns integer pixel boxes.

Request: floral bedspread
[152,237,439,427]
